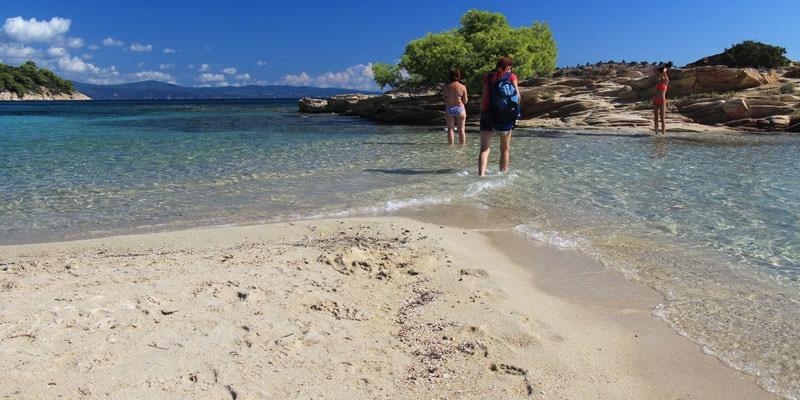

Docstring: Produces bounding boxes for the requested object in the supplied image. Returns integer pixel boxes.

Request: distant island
[1,61,88,100]
[72,81,380,101]
[0,61,378,101]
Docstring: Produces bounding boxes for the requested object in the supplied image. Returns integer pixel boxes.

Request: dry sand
[0,217,776,399]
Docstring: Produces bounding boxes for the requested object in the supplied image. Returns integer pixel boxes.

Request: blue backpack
[489,72,521,124]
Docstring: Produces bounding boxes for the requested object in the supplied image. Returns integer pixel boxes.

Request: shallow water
[1,100,798,398]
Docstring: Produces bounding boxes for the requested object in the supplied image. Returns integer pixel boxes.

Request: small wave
[362,196,451,213]
[301,195,451,220]
[513,224,588,250]
[464,172,517,197]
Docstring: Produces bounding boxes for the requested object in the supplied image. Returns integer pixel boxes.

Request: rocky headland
[0,89,90,101]
[299,65,800,134]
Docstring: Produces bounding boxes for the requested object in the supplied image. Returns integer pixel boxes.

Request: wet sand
[0,217,775,399]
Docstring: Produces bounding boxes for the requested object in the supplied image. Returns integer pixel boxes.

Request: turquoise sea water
[1,100,798,398]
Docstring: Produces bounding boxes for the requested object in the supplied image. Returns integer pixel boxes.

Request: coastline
[298,65,800,134]
[0,216,776,399]
[0,90,90,101]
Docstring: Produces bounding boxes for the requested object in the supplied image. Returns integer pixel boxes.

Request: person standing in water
[478,56,521,176]
[653,62,672,135]
[443,67,468,145]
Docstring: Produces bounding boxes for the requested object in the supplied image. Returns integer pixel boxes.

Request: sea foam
[513,224,588,250]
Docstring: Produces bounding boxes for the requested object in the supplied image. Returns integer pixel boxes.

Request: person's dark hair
[657,61,674,73]
[448,67,461,83]
[495,56,513,74]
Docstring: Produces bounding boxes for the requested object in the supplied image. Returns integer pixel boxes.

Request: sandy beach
[0,217,775,399]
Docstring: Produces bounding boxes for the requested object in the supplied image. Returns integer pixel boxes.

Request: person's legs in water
[456,112,467,145]
[445,114,456,145]
[478,130,492,176]
[499,132,512,172]
[653,103,660,134]
[659,102,667,135]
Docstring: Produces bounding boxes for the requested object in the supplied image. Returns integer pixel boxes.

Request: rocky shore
[0,89,90,101]
[299,66,800,133]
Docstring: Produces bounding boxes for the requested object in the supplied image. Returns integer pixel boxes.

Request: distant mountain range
[72,80,376,100]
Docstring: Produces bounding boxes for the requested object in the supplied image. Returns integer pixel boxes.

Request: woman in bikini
[653,62,672,135]
[443,67,468,145]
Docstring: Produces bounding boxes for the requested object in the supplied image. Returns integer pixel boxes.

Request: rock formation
[299,66,800,133]
[0,89,90,101]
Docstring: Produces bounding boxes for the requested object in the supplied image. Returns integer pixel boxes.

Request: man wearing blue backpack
[478,56,522,177]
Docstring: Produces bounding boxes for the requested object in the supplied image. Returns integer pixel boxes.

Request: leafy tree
[459,9,508,37]
[375,10,557,91]
[688,40,790,68]
[372,63,406,90]
[0,61,74,97]
[400,31,471,87]
[719,40,790,68]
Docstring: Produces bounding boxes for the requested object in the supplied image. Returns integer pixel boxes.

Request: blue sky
[1,0,797,89]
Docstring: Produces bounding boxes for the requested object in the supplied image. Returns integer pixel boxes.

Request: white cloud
[85,77,121,85]
[279,63,377,90]
[3,16,71,42]
[8,37,119,83]
[88,44,98,50]
[137,61,145,68]
[198,73,225,82]
[280,72,311,86]
[65,37,84,48]
[46,47,67,57]
[197,73,229,86]
[222,67,237,75]
[57,55,98,73]
[234,73,251,81]
[187,64,194,69]
[159,63,175,70]
[162,48,176,54]
[256,60,267,67]
[199,63,210,72]
[102,37,124,47]
[130,43,153,52]
[0,43,38,59]
[131,70,176,84]
[83,65,121,84]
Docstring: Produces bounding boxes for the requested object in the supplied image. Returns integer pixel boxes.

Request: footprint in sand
[459,268,489,279]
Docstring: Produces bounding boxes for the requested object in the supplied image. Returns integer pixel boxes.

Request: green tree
[0,61,74,96]
[400,31,472,87]
[719,40,790,68]
[459,9,509,37]
[375,10,557,91]
[372,63,405,90]
[688,40,790,68]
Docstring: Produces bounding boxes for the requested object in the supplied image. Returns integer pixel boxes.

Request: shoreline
[0,215,777,399]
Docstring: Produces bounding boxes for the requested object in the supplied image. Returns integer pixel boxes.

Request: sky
[1,0,798,89]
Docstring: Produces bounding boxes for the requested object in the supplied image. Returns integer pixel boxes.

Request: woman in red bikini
[653,62,672,135]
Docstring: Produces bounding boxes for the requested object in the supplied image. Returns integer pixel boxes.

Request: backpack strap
[486,73,495,108]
